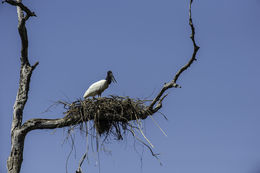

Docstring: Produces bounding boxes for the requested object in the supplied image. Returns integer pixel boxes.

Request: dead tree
[3,0,199,173]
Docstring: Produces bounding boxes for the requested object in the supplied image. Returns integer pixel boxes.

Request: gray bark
[5,0,38,173]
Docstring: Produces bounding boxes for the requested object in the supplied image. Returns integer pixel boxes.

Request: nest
[62,96,150,140]
[59,95,164,168]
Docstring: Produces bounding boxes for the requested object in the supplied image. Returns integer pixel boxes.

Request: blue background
[1,0,260,173]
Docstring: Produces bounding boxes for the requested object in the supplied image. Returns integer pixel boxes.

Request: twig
[128,128,162,165]
[149,115,167,137]
[76,153,87,173]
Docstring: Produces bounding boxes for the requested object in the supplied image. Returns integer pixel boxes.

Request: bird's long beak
[112,75,117,83]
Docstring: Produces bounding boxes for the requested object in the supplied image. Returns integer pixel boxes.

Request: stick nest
[63,96,150,139]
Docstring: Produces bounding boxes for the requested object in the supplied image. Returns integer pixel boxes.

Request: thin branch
[32,61,39,70]
[76,153,87,173]
[149,0,200,111]
[128,128,162,165]
[173,0,199,83]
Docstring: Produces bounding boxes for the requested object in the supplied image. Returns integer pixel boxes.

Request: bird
[83,71,117,99]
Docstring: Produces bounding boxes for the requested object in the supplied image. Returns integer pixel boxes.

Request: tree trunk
[4,0,38,172]
[7,62,36,173]
[7,130,25,173]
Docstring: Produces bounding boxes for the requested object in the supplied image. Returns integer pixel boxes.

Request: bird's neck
[106,76,112,84]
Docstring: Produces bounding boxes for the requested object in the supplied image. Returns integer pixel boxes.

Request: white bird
[83,71,117,99]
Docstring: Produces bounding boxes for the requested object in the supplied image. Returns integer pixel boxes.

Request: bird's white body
[83,79,109,98]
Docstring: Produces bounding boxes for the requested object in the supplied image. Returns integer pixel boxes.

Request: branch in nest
[20,97,156,135]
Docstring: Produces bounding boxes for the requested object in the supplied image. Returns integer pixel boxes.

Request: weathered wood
[6,0,38,173]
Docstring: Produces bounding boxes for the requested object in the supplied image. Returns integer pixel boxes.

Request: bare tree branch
[3,0,37,66]
[20,106,151,134]
[173,0,200,83]
[5,1,38,173]
[149,0,200,111]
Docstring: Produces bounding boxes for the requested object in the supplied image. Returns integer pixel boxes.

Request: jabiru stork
[83,71,117,99]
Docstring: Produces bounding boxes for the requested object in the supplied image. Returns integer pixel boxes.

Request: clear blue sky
[1,0,260,173]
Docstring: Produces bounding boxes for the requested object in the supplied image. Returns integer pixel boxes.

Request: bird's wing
[83,80,106,98]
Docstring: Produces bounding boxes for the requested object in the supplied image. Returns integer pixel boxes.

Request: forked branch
[2,0,36,20]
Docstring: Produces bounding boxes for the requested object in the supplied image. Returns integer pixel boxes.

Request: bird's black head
[106,70,117,84]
